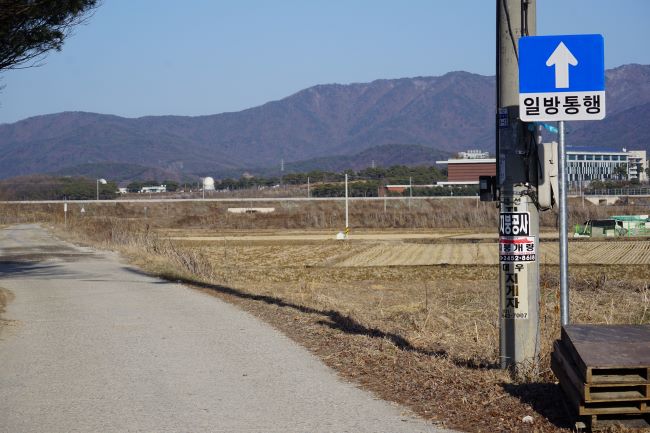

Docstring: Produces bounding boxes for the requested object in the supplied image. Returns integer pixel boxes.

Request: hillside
[280,144,452,174]
[51,162,189,183]
[0,64,648,180]
[570,101,650,149]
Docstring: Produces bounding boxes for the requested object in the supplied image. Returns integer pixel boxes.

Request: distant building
[384,184,436,194]
[435,146,646,188]
[140,185,167,193]
[627,150,648,182]
[457,149,490,159]
[436,150,496,184]
[566,147,647,186]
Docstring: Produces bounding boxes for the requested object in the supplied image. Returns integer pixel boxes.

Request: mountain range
[0,63,648,181]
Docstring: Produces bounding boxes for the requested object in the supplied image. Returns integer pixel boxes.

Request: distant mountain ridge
[255,144,452,176]
[0,64,648,180]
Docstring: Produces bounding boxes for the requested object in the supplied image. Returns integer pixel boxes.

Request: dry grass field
[2,199,649,432]
[119,234,650,432]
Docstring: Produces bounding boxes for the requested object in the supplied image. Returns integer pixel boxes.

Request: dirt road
[0,225,450,433]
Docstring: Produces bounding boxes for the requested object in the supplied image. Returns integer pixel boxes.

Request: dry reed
[3,201,649,432]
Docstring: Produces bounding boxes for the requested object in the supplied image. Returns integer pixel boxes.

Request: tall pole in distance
[95,178,106,200]
[345,173,349,239]
[307,176,310,198]
[497,0,540,372]
[280,158,284,188]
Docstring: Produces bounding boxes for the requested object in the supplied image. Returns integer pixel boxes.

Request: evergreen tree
[0,0,99,71]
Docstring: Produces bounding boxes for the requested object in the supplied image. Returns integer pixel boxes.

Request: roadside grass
[3,200,649,432]
[0,287,13,315]
[0,287,15,337]
[2,197,649,230]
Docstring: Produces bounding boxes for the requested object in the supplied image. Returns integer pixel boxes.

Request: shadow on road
[0,261,74,278]
[0,240,99,279]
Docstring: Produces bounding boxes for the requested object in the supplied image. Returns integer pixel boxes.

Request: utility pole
[344,173,349,238]
[96,178,106,201]
[307,176,310,198]
[497,0,540,371]
[280,158,284,188]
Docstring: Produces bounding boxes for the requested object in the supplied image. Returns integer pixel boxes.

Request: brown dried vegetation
[2,199,649,432]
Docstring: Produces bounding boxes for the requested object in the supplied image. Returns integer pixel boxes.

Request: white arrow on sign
[546,42,578,88]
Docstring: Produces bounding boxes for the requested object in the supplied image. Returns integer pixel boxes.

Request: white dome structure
[203,176,215,191]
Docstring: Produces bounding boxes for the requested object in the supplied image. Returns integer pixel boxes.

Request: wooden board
[551,365,646,415]
[553,341,650,402]
[561,325,650,384]
[553,341,587,401]
[589,414,650,431]
[552,351,585,415]
[589,387,649,402]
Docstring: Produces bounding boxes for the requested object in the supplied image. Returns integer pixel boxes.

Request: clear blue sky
[1,0,649,124]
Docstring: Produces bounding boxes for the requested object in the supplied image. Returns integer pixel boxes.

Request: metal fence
[584,188,650,196]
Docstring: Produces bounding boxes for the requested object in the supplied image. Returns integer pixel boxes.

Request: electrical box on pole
[479,175,498,202]
[497,0,541,372]
[537,141,558,209]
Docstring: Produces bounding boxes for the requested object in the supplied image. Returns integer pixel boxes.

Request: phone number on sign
[502,312,528,320]
[500,254,536,262]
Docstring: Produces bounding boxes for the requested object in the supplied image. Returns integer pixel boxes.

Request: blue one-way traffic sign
[519,34,605,121]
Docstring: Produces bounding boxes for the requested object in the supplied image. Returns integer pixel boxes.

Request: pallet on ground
[551,324,650,430]
[553,341,650,405]
[561,325,650,385]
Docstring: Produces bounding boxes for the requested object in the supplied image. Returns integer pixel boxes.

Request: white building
[140,185,167,193]
[627,150,648,182]
[457,149,490,159]
[566,147,647,186]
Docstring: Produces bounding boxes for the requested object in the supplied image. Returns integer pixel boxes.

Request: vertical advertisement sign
[499,212,535,319]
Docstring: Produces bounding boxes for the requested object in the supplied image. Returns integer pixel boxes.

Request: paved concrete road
[0,225,451,433]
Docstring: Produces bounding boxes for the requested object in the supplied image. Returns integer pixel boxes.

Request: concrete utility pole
[497,0,540,371]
